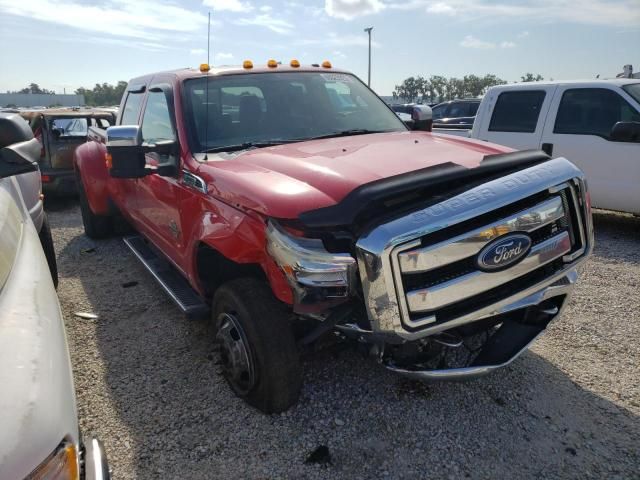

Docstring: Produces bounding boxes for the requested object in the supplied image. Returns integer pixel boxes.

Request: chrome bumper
[83,438,110,480]
[383,269,579,380]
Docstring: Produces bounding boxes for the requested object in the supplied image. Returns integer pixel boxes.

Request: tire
[212,278,303,413]
[77,172,112,239]
[39,213,58,289]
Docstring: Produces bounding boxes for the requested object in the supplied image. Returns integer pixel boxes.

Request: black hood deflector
[297,149,551,232]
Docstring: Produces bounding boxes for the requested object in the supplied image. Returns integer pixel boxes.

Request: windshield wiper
[204,140,299,154]
[305,129,386,141]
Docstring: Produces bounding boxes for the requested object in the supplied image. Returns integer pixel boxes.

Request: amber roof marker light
[243,60,254,69]
[290,59,300,68]
[267,59,278,68]
[322,60,332,68]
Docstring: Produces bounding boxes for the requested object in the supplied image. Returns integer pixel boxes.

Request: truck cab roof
[126,64,352,86]
[488,78,640,90]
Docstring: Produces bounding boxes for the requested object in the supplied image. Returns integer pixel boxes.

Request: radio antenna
[204,11,211,160]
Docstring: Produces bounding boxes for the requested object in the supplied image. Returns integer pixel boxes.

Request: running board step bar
[123,236,209,319]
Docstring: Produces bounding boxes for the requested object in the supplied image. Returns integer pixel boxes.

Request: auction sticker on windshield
[321,73,354,83]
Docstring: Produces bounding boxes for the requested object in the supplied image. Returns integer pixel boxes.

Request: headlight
[266,221,356,310]
[25,440,79,480]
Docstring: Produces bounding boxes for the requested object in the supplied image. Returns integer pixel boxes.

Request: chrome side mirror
[106,125,142,147]
[106,125,147,178]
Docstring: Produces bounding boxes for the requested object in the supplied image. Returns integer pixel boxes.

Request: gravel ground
[47,200,640,480]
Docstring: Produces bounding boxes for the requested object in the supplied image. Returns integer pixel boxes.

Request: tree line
[75,82,127,106]
[6,82,128,106]
[7,83,56,95]
[393,73,545,103]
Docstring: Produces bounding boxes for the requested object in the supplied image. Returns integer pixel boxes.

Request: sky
[0,0,638,96]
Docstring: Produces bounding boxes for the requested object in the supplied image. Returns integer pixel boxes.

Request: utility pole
[364,27,373,87]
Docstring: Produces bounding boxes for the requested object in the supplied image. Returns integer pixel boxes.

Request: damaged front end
[268,152,593,380]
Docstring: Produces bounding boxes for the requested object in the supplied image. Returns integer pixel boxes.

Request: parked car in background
[390,103,433,130]
[74,62,591,414]
[470,79,640,214]
[0,113,109,479]
[1,112,58,286]
[19,108,116,195]
[431,98,481,130]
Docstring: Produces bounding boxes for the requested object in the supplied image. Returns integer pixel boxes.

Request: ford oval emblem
[477,233,532,271]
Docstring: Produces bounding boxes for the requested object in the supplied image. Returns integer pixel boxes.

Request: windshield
[183,71,406,152]
[50,117,88,137]
[622,83,640,105]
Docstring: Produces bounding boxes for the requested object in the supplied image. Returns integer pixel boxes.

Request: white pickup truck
[469,79,640,214]
[0,113,109,479]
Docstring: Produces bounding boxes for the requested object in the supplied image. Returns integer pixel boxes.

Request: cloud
[388,0,640,28]
[259,5,272,12]
[300,32,381,47]
[0,0,208,40]
[203,0,252,13]
[517,30,530,38]
[426,2,456,15]
[215,52,234,61]
[459,35,518,49]
[333,50,347,58]
[190,48,207,55]
[325,0,385,20]
[235,14,293,34]
[460,35,495,49]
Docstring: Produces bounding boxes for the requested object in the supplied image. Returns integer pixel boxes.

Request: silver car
[0,113,109,479]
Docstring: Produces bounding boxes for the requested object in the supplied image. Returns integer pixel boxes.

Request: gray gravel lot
[47,200,640,480]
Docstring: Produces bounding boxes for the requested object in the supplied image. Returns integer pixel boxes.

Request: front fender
[188,198,294,305]
[73,141,110,215]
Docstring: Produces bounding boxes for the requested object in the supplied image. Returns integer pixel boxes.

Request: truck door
[540,85,640,214]
[134,84,187,270]
[475,86,556,150]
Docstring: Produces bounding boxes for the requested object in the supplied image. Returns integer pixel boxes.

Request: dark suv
[431,99,480,129]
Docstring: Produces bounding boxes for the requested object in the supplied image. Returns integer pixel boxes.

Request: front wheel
[212,278,302,413]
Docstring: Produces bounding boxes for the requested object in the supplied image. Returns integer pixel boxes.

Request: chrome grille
[393,188,582,329]
[355,158,592,340]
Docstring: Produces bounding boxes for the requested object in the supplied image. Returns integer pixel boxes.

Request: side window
[448,103,468,117]
[96,118,112,129]
[467,102,480,116]
[554,88,640,140]
[432,104,446,119]
[489,91,546,133]
[120,92,144,125]
[141,90,175,143]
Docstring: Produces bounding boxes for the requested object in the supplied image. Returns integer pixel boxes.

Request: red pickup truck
[74,62,593,413]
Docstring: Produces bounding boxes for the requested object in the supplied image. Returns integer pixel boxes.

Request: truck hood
[201,131,511,219]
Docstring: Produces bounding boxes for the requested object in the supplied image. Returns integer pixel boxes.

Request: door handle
[541,143,553,156]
